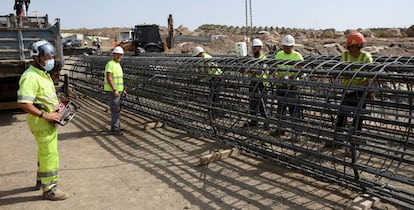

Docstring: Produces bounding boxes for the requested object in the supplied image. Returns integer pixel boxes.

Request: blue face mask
[43,59,55,71]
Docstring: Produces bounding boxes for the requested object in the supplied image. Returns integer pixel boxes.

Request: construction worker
[14,1,23,16]
[91,35,97,48]
[96,37,101,50]
[272,35,304,135]
[104,46,126,135]
[17,40,69,201]
[83,41,88,48]
[324,32,373,149]
[193,46,223,119]
[243,39,269,128]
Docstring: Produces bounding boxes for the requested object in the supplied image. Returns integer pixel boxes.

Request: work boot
[43,187,69,201]
[111,130,122,136]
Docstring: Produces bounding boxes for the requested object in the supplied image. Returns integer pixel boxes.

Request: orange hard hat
[346,32,366,47]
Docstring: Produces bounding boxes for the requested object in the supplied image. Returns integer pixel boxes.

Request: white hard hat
[84,41,88,45]
[112,46,124,54]
[252,39,263,47]
[30,40,56,57]
[192,46,204,57]
[281,35,295,46]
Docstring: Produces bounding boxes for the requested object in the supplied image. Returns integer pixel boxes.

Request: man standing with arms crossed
[104,46,126,135]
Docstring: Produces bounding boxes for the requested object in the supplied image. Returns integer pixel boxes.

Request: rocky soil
[64,24,414,57]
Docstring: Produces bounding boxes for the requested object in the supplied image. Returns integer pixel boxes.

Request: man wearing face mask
[17,40,69,201]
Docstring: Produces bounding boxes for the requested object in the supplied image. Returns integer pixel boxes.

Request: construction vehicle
[112,25,164,54]
[115,15,174,55]
[132,24,165,54]
[0,0,64,109]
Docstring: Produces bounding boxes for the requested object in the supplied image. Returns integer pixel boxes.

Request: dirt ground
[0,94,399,210]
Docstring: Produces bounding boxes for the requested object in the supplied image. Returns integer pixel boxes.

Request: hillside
[62,24,414,56]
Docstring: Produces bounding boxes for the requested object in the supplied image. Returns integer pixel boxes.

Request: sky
[1,0,413,31]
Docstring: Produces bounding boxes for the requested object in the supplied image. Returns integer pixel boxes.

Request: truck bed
[0,14,63,107]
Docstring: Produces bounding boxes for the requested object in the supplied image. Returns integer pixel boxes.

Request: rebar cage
[65,55,414,208]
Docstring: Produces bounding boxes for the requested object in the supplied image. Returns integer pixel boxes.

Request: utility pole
[249,0,253,40]
[245,0,253,44]
[167,14,173,49]
[245,0,248,40]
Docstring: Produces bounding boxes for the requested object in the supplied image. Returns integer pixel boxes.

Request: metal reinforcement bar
[65,55,414,208]
[130,53,414,66]
[303,55,414,65]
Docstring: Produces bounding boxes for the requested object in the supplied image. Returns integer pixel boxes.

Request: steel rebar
[64,55,414,208]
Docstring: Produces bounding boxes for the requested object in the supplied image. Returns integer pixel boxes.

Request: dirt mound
[407,24,414,37]
[63,25,414,56]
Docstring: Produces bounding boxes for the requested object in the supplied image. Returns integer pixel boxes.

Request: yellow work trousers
[27,114,59,192]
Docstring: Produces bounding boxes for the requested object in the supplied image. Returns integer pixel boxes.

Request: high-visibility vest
[274,50,303,78]
[201,53,223,75]
[341,50,373,86]
[104,60,124,91]
[248,54,269,87]
[17,65,59,112]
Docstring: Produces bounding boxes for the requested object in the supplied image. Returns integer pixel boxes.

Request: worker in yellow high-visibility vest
[324,32,373,150]
[193,46,223,119]
[17,40,69,201]
[339,31,372,129]
[274,35,303,134]
[243,39,269,128]
[104,46,126,135]
[91,35,97,48]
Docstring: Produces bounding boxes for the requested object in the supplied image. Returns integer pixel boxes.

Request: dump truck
[0,6,64,109]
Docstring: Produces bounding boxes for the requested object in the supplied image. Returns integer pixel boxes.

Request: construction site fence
[63,55,414,208]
